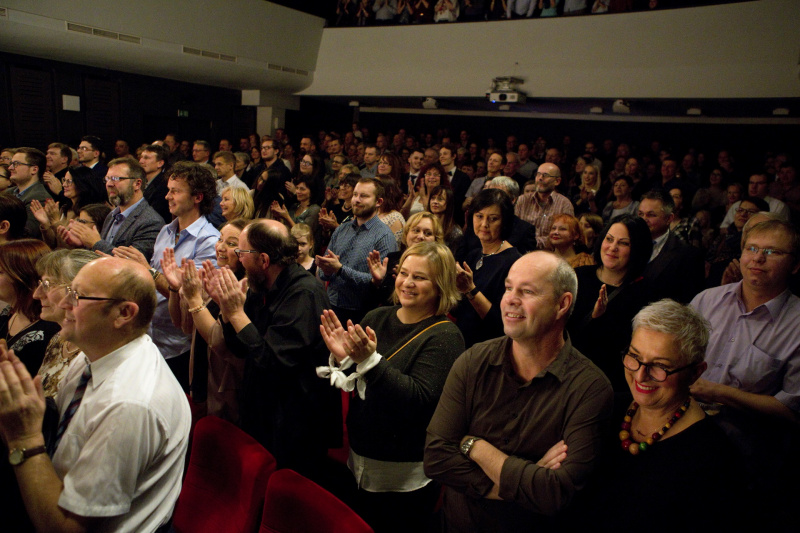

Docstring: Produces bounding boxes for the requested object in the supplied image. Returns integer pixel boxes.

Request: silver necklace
[476,241,505,270]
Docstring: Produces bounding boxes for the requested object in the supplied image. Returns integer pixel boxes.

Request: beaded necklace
[619,399,690,455]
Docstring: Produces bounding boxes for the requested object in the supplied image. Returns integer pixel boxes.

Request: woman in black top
[451,188,521,348]
[567,215,653,394]
[319,242,464,533]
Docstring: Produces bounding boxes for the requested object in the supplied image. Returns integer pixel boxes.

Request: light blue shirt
[149,216,219,359]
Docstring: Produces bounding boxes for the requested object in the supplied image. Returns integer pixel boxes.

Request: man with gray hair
[425,251,613,532]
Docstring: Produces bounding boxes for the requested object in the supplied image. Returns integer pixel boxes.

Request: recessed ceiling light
[590,106,603,114]
[687,108,702,116]
[773,108,790,116]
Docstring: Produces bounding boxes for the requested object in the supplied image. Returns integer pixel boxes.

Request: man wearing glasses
[690,219,800,422]
[690,219,800,519]
[60,158,165,262]
[513,162,574,249]
[0,257,190,532]
[76,135,107,182]
[7,147,51,238]
[191,140,212,165]
[719,172,790,231]
[208,219,340,480]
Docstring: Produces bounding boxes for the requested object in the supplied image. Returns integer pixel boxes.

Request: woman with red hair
[0,239,60,374]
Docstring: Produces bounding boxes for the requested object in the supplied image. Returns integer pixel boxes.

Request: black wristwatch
[460,436,481,459]
[9,445,47,466]
[465,287,480,301]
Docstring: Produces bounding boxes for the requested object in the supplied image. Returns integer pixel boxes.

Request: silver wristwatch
[460,436,481,459]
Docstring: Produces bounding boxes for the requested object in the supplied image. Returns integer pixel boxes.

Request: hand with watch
[0,342,48,466]
[460,435,482,459]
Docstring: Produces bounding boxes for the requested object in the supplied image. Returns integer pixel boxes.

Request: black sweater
[348,306,465,463]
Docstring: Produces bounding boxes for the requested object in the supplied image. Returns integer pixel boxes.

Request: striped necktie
[50,362,92,455]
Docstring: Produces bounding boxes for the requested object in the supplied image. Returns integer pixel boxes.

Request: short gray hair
[36,249,99,284]
[547,254,578,319]
[488,176,520,197]
[632,299,710,366]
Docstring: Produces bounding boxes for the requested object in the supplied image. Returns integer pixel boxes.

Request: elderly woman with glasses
[570,299,743,530]
[33,249,98,399]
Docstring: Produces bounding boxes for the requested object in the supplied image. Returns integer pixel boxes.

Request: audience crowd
[0,117,797,531]
[330,0,739,26]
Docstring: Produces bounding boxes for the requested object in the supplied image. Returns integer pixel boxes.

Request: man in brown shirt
[425,252,613,532]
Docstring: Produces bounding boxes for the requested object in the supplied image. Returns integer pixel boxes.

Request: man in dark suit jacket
[440,143,471,225]
[639,190,704,303]
[139,144,172,223]
[63,158,164,262]
[77,135,108,183]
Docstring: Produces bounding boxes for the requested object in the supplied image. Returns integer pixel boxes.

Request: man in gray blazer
[63,158,164,262]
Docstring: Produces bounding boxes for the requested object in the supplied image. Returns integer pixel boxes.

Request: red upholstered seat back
[173,415,277,533]
[260,469,373,533]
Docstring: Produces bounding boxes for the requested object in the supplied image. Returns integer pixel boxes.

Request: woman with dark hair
[31,165,106,248]
[567,215,653,393]
[602,175,639,224]
[427,185,463,254]
[691,167,728,222]
[0,239,59,375]
[401,162,449,219]
[288,153,325,205]
[451,188,520,348]
[377,152,404,186]
[377,176,406,246]
[579,213,604,251]
[669,186,701,248]
[272,175,321,234]
[77,203,112,230]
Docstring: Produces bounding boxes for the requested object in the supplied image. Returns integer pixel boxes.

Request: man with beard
[206,219,340,480]
[316,177,397,324]
[61,158,165,261]
[513,162,574,249]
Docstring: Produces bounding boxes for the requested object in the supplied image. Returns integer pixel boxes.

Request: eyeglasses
[535,171,558,180]
[299,160,313,167]
[37,279,67,293]
[64,286,125,307]
[742,245,792,258]
[622,352,696,382]
[104,176,137,184]
[8,161,33,169]
[75,218,92,225]
[234,248,259,259]
[62,179,74,185]
[735,207,759,215]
